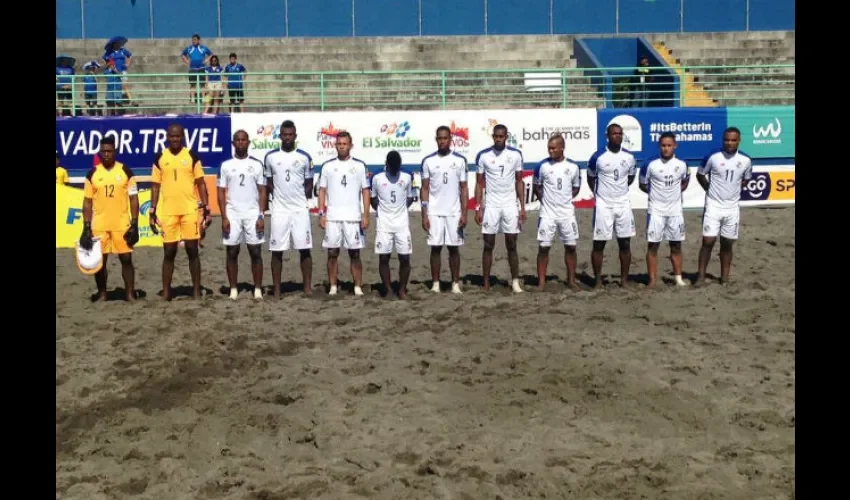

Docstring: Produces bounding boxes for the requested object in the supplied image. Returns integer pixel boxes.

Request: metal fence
[55,64,794,116]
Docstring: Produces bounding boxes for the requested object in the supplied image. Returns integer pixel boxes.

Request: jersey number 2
[239,173,245,186]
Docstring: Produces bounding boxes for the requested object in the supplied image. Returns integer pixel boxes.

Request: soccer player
[218,130,267,300]
[533,135,582,291]
[149,123,211,300]
[420,125,469,294]
[264,120,315,297]
[56,151,69,184]
[78,136,140,301]
[639,132,690,289]
[318,131,370,296]
[695,127,754,286]
[371,150,415,299]
[587,123,638,288]
[474,124,527,293]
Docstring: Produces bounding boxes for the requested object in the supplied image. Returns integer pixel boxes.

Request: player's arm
[532,161,544,202]
[406,174,415,208]
[257,176,268,217]
[124,168,140,246]
[369,174,379,211]
[317,165,328,227]
[741,158,753,188]
[681,164,690,192]
[515,152,526,216]
[474,152,485,212]
[263,153,274,212]
[216,172,228,223]
[419,160,430,227]
[696,153,712,191]
[191,152,209,209]
[80,173,95,249]
[304,169,314,200]
[571,166,581,199]
[638,161,650,194]
[627,156,637,186]
[149,155,163,233]
[459,163,469,227]
[360,166,371,229]
[586,151,599,191]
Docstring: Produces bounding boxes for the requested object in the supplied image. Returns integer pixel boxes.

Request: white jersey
[698,149,753,211]
[640,156,689,217]
[533,157,582,220]
[475,146,523,209]
[318,157,370,222]
[371,171,413,233]
[263,148,313,213]
[587,147,637,206]
[217,156,265,219]
[421,150,468,217]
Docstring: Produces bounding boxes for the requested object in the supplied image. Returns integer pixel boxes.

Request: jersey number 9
[613,169,620,181]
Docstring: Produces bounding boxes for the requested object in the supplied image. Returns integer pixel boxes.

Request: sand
[56,207,795,500]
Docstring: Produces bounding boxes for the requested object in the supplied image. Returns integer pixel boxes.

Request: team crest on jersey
[620,160,628,168]
[349,167,356,174]
[182,159,189,166]
[115,174,122,182]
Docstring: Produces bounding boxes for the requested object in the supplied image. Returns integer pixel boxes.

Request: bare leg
[349,249,363,288]
[430,246,442,289]
[565,244,578,290]
[300,249,313,295]
[591,240,606,289]
[448,246,461,284]
[719,237,735,284]
[184,240,202,299]
[646,242,660,289]
[271,251,284,298]
[536,246,550,291]
[118,253,135,301]
[398,254,411,299]
[327,248,340,290]
[247,244,263,291]
[696,236,717,285]
[482,234,495,291]
[226,245,240,290]
[379,254,392,298]
[94,254,109,301]
[617,237,632,287]
[161,243,179,301]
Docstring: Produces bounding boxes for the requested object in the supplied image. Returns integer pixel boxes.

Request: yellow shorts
[160,213,200,244]
[94,230,132,255]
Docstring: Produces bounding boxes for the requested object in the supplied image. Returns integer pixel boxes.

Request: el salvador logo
[140,200,152,215]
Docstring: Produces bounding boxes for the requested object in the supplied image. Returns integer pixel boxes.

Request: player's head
[167,123,184,152]
[229,52,237,65]
[606,123,623,148]
[385,150,402,175]
[722,127,741,154]
[192,33,200,46]
[335,131,353,159]
[659,132,677,159]
[492,124,508,150]
[435,125,452,154]
[547,135,565,161]
[280,120,297,151]
[99,136,116,166]
[232,130,250,157]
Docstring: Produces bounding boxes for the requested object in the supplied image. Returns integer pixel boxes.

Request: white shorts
[592,203,636,241]
[223,217,265,246]
[323,221,365,250]
[537,216,579,247]
[482,206,520,234]
[702,206,740,240]
[269,211,313,252]
[646,214,685,243]
[427,215,464,247]
[375,229,412,255]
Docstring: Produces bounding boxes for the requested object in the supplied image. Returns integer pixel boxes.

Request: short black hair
[659,132,677,142]
[229,52,237,59]
[281,119,295,130]
[606,123,622,135]
[723,126,741,137]
[386,151,402,169]
[192,33,200,39]
[336,130,352,142]
[100,136,116,147]
[436,125,451,136]
[493,124,508,135]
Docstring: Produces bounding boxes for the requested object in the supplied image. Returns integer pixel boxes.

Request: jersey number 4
[341,174,347,187]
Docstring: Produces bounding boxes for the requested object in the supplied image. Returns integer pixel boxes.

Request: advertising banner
[56,184,162,248]
[55,115,233,174]
[739,169,796,203]
[726,106,795,159]
[596,107,728,163]
[230,109,598,169]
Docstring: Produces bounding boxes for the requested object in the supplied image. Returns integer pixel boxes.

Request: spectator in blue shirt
[103,39,134,102]
[83,61,101,116]
[180,33,212,106]
[104,64,126,116]
[56,61,75,116]
[224,53,247,112]
[204,55,224,114]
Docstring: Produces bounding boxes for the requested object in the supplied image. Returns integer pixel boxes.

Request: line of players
[77,121,752,301]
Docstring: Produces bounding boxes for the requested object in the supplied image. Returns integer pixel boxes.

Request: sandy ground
[56,207,795,500]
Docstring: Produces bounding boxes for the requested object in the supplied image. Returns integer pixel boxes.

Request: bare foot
[620,280,636,289]
[303,286,312,297]
[646,280,657,290]
[398,290,409,300]
[482,280,490,292]
[537,285,546,292]
[593,280,604,290]
[125,292,136,302]
[692,277,707,288]
[95,293,108,302]
[566,282,581,292]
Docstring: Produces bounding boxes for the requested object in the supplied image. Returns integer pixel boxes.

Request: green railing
[55,64,794,115]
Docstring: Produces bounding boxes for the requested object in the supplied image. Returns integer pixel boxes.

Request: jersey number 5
[390,191,397,203]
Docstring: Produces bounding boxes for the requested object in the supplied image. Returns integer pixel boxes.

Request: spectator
[56,58,75,116]
[103,38,134,103]
[224,53,247,113]
[630,56,653,108]
[204,55,224,114]
[83,60,101,116]
[104,61,126,116]
[180,34,212,108]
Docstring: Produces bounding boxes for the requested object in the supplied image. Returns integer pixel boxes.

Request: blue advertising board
[596,107,728,163]
[55,115,233,175]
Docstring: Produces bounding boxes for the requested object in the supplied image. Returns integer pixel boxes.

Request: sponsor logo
[752,118,782,145]
[482,119,519,147]
[741,172,771,201]
[57,127,224,156]
[252,123,300,151]
[449,121,471,154]
[140,200,152,215]
[769,171,795,201]
[608,115,642,151]
[362,121,422,153]
[649,120,713,144]
[316,122,343,158]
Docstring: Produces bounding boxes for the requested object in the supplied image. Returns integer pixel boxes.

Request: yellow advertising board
[56,184,163,248]
[768,171,795,202]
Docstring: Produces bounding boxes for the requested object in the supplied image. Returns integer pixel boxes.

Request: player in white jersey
[370,151,415,299]
[318,131,371,296]
[695,127,754,285]
[639,132,690,289]
[587,123,638,288]
[263,120,315,297]
[533,135,582,291]
[420,125,469,294]
[218,130,268,300]
[474,124,527,293]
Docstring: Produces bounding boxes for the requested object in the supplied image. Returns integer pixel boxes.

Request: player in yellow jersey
[78,137,140,301]
[56,151,69,184]
[149,123,211,300]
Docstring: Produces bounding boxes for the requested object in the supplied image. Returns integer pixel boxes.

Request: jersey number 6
[442,172,448,184]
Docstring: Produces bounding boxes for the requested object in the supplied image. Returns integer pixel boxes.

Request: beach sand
[56,207,795,500]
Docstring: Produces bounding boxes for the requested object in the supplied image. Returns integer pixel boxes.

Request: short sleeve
[627,155,638,177]
[217,170,227,188]
[180,46,189,57]
[124,48,133,58]
[192,157,204,179]
[420,159,430,179]
[475,152,486,174]
[59,169,69,183]
[127,176,139,196]
[586,151,599,177]
[681,163,690,181]
[151,163,162,183]
[742,158,753,180]
[514,151,524,172]
[639,161,651,184]
[458,161,468,183]
[406,175,414,198]
[304,159,313,180]
[360,165,370,189]
[571,167,582,188]
[83,179,94,199]
[318,166,328,188]
[532,162,544,185]
[697,153,713,175]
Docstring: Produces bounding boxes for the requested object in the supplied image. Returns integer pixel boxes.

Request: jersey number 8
[556,178,562,190]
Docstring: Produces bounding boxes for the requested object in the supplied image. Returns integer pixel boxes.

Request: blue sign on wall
[55,115,233,174]
[596,107,728,163]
